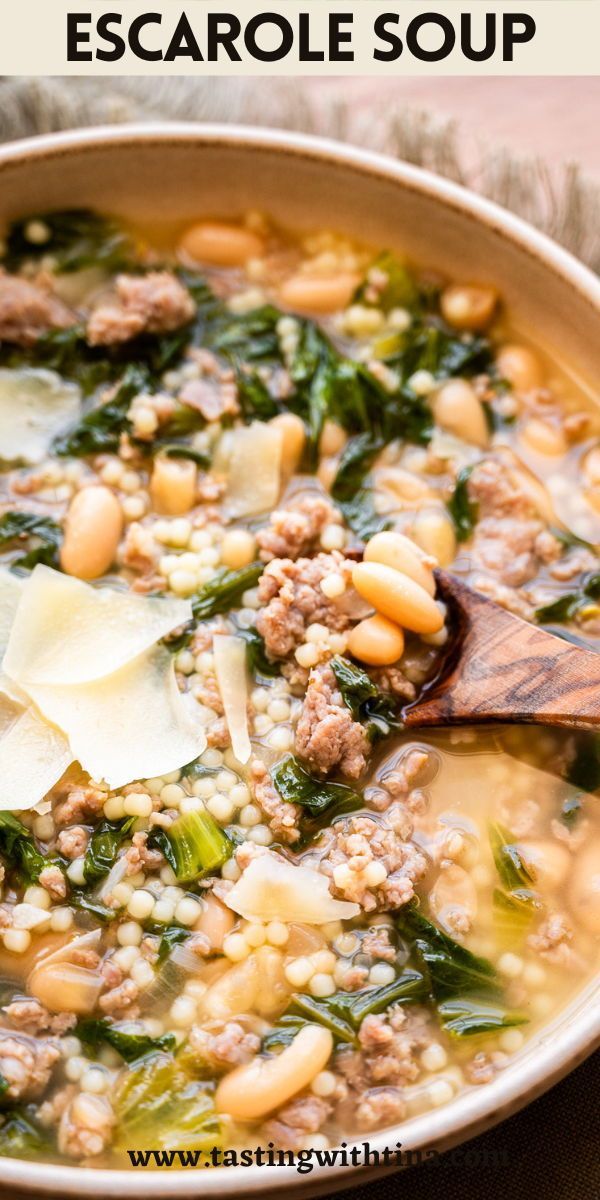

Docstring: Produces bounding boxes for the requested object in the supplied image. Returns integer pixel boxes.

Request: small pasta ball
[440,284,497,330]
[347,613,405,666]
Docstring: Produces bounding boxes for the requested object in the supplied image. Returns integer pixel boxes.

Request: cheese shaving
[213,634,251,765]
[4,565,192,687]
[27,645,206,789]
[219,422,283,517]
[0,368,81,465]
[0,684,71,812]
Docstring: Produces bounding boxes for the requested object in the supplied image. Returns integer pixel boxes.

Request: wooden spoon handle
[403,572,600,731]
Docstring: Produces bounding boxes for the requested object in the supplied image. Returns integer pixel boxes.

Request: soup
[0,209,596,1166]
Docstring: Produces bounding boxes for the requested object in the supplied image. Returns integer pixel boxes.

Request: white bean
[215,1024,333,1120]
[432,380,489,448]
[352,561,443,635]
[60,486,123,580]
[412,509,457,567]
[496,344,543,392]
[179,221,264,267]
[364,530,436,595]
[279,273,359,315]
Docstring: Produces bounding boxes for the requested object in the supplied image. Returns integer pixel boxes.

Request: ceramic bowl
[0,123,598,1198]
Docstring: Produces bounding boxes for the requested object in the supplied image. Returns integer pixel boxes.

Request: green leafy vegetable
[0,812,62,885]
[0,1073,8,1098]
[113,1051,221,1153]
[396,903,499,1001]
[82,817,136,886]
[331,433,388,540]
[191,562,263,621]
[0,1109,50,1157]
[155,924,191,965]
[152,809,232,884]
[387,319,493,385]
[77,1018,176,1063]
[330,655,401,741]
[152,442,211,468]
[354,252,420,313]
[236,627,280,677]
[211,304,282,365]
[447,465,478,542]
[488,822,533,892]
[561,793,583,828]
[535,572,600,625]
[3,209,134,275]
[235,368,280,421]
[271,754,361,820]
[69,894,118,923]
[0,511,62,570]
[437,997,528,1039]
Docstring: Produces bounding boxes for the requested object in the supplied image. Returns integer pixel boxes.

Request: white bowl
[0,123,598,1197]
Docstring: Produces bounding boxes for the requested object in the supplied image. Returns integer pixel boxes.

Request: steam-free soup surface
[0,210,597,1166]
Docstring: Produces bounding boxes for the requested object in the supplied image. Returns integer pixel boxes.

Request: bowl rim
[0,121,598,1196]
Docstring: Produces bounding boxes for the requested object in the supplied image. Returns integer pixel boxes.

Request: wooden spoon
[402,571,600,731]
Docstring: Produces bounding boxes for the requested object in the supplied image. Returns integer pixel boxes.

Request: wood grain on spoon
[402,571,600,731]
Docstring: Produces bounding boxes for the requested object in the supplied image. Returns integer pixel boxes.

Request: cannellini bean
[432,380,489,448]
[150,455,197,515]
[375,467,432,504]
[568,839,600,936]
[518,840,571,890]
[364,530,436,596]
[519,418,566,457]
[60,485,123,580]
[270,412,306,475]
[194,894,235,952]
[352,561,443,635]
[429,864,478,929]
[412,509,457,568]
[29,961,103,1014]
[440,284,497,331]
[348,613,405,666]
[215,1024,333,1120]
[179,221,264,267]
[200,956,259,1020]
[253,946,291,1018]
[496,344,543,392]
[319,420,348,458]
[278,273,359,316]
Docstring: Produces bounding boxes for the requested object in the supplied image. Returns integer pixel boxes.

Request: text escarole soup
[0,208,597,1169]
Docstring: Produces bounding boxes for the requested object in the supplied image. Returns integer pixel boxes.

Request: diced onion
[217,422,283,518]
[0,368,81,465]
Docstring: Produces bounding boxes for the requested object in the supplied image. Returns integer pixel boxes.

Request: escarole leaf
[191,563,263,621]
[396,903,499,1001]
[331,432,388,541]
[2,209,134,275]
[330,655,401,741]
[0,812,63,886]
[489,823,533,891]
[82,816,136,886]
[271,754,361,819]
[0,512,62,571]
[437,998,528,1039]
[535,572,600,626]
[263,968,427,1051]
[53,363,148,456]
[0,1109,51,1157]
[489,823,542,934]
[354,252,420,314]
[236,627,280,678]
[113,1051,222,1153]
[447,465,478,543]
[396,903,527,1039]
[151,808,232,884]
[77,1018,176,1063]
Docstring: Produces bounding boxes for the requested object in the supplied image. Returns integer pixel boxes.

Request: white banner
[0,1,598,76]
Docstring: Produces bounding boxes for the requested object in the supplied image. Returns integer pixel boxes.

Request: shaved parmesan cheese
[213,634,251,765]
[4,565,192,687]
[0,568,22,663]
[219,422,282,517]
[0,368,81,465]
[0,687,71,811]
[27,645,206,789]
[225,852,360,925]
